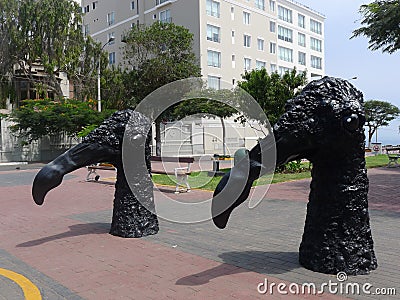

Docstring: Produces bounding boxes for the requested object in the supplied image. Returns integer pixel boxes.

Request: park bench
[150,156,194,193]
[86,163,116,181]
[385,146,400,168]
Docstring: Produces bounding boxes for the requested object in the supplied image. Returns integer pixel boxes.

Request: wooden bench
[150,156,194,193]
[385,146,400,168]
[86,163,116,181]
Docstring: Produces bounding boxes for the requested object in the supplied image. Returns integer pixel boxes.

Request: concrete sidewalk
[0,166,398,299]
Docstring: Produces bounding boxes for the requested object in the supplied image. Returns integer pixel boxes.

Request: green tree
[9,98,112,143]
[352,0,400,53]
[0,0,99,103]
[123,21,201,155]
[364,100,400,147]
[238,68,307,125]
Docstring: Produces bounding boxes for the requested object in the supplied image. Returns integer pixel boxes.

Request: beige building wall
[81,0,325,84]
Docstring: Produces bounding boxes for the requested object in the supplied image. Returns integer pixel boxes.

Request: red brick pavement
[0,168,350,299]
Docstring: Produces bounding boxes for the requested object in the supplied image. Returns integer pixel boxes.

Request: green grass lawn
[152,155,389,191]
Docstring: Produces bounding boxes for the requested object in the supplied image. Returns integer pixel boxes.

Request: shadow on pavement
[16,222,110,247]
[176,251,299,286]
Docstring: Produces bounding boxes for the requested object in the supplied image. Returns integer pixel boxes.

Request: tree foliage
[9,98,113,142]
[352,0,400,54]
[238,68,307,125]
[0,0,100,102]
[364,100,400,146]
[122,21,201,155]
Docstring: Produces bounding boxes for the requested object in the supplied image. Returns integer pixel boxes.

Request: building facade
[81,0,325,85]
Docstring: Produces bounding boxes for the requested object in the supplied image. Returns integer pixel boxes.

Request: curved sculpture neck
[300,150,377,274]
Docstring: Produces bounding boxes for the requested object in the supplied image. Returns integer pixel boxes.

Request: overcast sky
[299,0,400,145]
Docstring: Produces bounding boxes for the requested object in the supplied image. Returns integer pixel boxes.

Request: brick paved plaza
[0,163,398,299]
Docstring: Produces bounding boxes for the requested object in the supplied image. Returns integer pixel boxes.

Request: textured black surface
[32,109,159,238]
[213,77,377,275]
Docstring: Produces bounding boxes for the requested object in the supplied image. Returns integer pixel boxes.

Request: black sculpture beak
[212,133,306,229]
[32,142,118,205]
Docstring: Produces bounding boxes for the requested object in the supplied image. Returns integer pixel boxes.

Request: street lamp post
[97,37,115,112]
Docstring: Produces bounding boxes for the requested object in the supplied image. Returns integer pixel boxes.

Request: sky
[298,0,400,145]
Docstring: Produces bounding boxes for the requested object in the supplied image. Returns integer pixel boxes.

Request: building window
[109,52,116,65]
[278,26,293,43]
[270,42,276,54]
[244,58,252,71]
[84,24,90,36]
[208,75,221,90]
[243,12,250,25]
[257,38,264,51]
[256,60,266,70]
[270,63,277,73]
[310,19,322,34]
[160,9,171,23]
[298,33,306,47]
[278,5,292,23]
[298,51,306,65]
[207,50,221,67]
[207,24,221,43]
[108,32,115,44]
[231,6,234,20]
[270,21,275,33]
[206,0,220,18]
[93,1,98,10]
[107,12,115,26]
[255,0,265,10]
[131,1,135,10]
[298,14,305,28]
[311,55,322,69]
[232,54,236,68]
[244,34,251,48]
[278,46,293,62]
[310,37,322,52]
[156,0,169,5]
[269,0,275,12]
[231,30,235,44]
[279,66,292,75]
[85,5,90,13]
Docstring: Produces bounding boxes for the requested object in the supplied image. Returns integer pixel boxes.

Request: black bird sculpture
[212,77,377,275]
[32,110,159,238]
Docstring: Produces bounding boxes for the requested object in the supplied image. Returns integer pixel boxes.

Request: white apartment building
[81,0,325,86]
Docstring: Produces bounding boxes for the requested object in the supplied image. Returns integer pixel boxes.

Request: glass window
[298,14,305,28]
[131,1,135,10]
[243,12,250,25]
[107,12,115,26]
[270,63,277,73]
[310,19,322,34]
[269,0,275,12]
[256,60,266,70]
[244,34,251,47]
[278,26,293,43]
[156,0,169,5]
[278,5,292,23]
[270,21,275,33]
[257,38,264,51]
[207,24,221,43]
[160,9,171,23]
[270,42,276,54]
[298,52,306,65]
[244,58,252,70]
[278,46,293,62]
[208,75,221,90]
[108,52,116,65]
[298,33,306,47]
[206,0,220,18]
[279,66,292,75]
[311,55,322,69]
[207,50,221,67]
[255,0,265,10]
[310,37,322,52]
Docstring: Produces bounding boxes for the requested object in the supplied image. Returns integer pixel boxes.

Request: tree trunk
[155,120,162,156]
[220,117,226,156]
